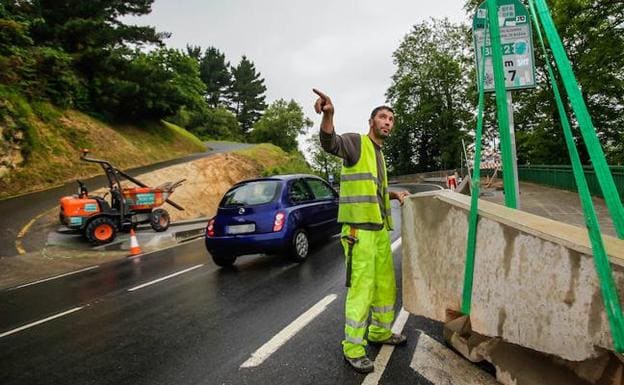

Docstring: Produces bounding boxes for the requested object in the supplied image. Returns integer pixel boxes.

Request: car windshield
[221,180,280,207]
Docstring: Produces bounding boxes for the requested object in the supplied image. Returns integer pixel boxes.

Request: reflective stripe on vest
[339,196,378,204]
[341,173,381,185]
[338,135,393,229]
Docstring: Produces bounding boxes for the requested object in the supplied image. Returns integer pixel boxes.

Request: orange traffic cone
[129,228,142,256]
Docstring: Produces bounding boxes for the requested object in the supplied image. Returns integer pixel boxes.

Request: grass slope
[0,88,205,199]
[234,143,313,176]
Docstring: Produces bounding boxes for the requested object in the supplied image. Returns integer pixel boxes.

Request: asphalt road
[0,141,251,257]
[0,201,493,385]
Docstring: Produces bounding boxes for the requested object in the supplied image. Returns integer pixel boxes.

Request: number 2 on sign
[503,44,514,55]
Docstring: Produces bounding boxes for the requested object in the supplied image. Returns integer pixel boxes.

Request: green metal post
[462,25,488,315]
[487,0,518,209]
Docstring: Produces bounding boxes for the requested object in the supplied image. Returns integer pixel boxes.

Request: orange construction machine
[59,150,185,245]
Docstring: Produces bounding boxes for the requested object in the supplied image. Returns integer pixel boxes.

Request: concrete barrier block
[402,190,624,361]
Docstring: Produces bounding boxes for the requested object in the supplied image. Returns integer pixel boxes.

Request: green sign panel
[473,0,536,92]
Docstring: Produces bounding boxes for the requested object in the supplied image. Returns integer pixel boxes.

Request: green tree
[202,107,242,140]
[5,0,170,115]
[0,4,84,106]
[96,48,205,121]
[306,134,342,182]
[185,44,202,60]
[198,47,232,108]
[23,0,166,53]
[250,99,312,152]
[228,56,267,134]
[386,19,472,174]
[174,106,242,141]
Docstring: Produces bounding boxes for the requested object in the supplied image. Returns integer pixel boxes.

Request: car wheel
[212,253,236,267]
[150,208,170,232]
[290,229,309,262]
[85,216,117,245]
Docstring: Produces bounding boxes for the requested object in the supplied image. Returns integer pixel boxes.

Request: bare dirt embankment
[97,142,311,220]
[110,152,262,220]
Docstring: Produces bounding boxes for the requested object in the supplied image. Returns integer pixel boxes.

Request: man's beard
[375,126,389,139]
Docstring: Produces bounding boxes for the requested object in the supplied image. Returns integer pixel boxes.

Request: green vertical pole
[533,0,624,239]
[487,0,518,209]
[462,26,488,315]
[529,0,624,353]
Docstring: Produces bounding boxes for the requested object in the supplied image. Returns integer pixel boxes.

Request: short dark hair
[370,105,394,120]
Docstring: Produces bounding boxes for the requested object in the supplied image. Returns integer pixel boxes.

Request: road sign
[473,0,536,92]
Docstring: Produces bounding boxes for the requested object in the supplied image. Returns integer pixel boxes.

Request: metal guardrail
[516,165,624,199]
[392,169,460,183]
[392,166,624,200]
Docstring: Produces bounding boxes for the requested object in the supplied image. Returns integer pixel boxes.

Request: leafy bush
[192,107,242,141]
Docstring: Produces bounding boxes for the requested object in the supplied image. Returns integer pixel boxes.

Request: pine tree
[199,47,232,108]
[228,56,267,134]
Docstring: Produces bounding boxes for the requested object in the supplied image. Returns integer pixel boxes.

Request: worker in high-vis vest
[313,89,410,374]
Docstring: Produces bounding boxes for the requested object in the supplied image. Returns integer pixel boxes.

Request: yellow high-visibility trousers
[340,224,396,358]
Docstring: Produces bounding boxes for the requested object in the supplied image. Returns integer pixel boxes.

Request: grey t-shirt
[320,130,387,231]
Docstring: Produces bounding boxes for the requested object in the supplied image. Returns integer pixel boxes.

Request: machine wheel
[289,229,309,262]
[85,217,117,245]
[211,253,236,268]
[150,209,170,232]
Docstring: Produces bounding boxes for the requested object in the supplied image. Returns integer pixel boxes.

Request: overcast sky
[127,0,468,147]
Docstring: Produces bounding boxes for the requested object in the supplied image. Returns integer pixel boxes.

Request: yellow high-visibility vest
[338,135,393,229]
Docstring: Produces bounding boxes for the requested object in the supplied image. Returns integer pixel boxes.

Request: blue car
[205,174,340,267]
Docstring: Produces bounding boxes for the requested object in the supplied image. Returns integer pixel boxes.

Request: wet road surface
[0,201,493,385]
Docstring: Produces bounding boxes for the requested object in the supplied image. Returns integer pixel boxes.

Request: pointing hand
[313,88,334,115]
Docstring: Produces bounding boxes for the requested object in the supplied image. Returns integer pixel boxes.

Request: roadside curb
[46,218,209,252]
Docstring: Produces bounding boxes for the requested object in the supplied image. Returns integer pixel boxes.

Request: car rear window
[305,178,336,200]
[221,180,281,207]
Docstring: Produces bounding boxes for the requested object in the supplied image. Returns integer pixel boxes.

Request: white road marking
[361,307,410,385]
[241,294,337,368]
[127,264,204,292]
[410,332,498,385]
[9,266,100,290]
[391,237,402,253]
[0,306,84,338]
